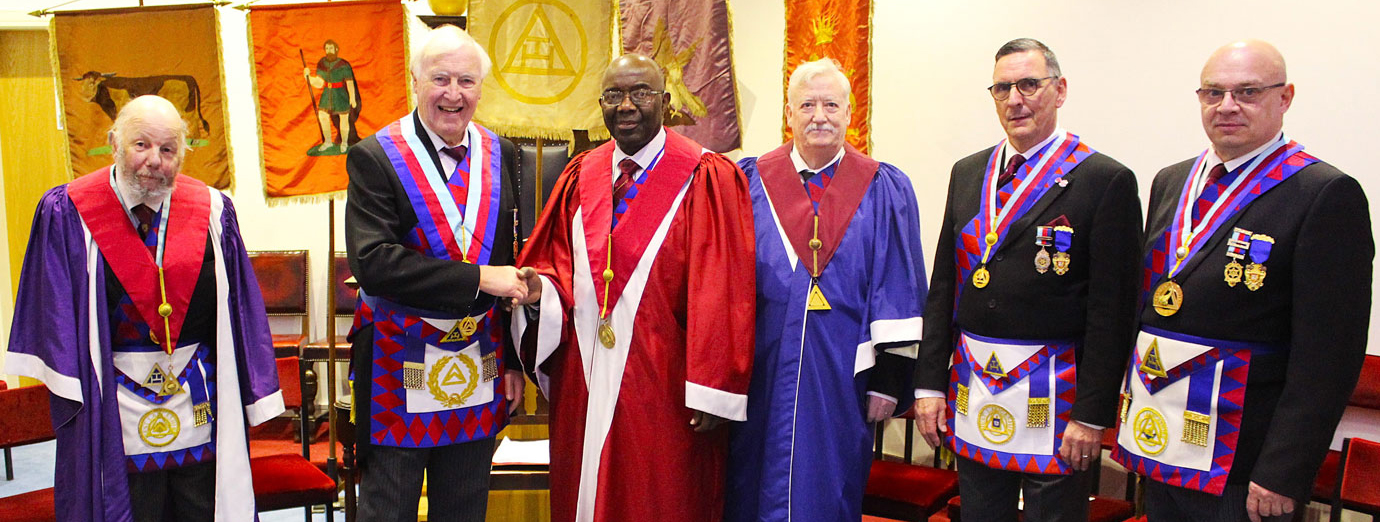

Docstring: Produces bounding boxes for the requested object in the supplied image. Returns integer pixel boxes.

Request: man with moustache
[509,53,756,522]
[726,57,927,522]
[914,38,1142,522]
[304,39,358,153]
[344,25,526,522]
[6,95,283,522]
[1112,40,1372,522]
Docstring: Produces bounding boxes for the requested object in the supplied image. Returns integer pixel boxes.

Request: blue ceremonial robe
[6,173,283,522]
[727,144,927,522]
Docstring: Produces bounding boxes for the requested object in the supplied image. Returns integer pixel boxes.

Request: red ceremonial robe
[513,129,755,522]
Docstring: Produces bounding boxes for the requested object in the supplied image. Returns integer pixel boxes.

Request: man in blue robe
[727,58,928,522]
[6,95,283,522]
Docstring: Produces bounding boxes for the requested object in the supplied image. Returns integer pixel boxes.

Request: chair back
[0,385,55,448]
[1349,355,1380,409]
[277,356,303,410]
[1332,437,1380,521]
[249,250,310,353]
[331,252,355,316]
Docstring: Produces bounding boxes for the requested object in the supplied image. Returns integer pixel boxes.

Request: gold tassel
[193,402,212,427]
[1027,397,1050,428]
[1182,411,1211,447]
[403,362,426,390]
[955,383,969,416]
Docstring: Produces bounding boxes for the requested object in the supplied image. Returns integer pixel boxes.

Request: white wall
[732,0,1380,354]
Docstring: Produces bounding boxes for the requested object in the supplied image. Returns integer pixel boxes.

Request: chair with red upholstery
[0,384,57,522]
[1329,437,1380,522]
[302,252,354,362]
[863,409,961,521]
[248,357,337,521]
[1313,354,1380,506]
[249,250,310,357]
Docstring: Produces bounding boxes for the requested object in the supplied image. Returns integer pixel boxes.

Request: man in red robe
[510,54,756,522]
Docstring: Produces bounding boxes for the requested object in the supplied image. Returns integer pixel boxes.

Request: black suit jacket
[917,144,1143,429]
[1139,156,1372,500]
[344,114,520,461]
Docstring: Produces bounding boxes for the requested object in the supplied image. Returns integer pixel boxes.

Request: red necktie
[1206,164,1228,185]
[998,154,1026,188]
[614,158,639,204]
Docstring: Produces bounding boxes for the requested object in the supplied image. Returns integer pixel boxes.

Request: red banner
[784,0,871,154]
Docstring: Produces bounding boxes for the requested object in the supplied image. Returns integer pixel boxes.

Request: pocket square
[1045,215,1071,227]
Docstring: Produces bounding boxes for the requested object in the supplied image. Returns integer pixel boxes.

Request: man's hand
[504,369,525,415]
[479,265,528,300]
[1057,421,1103,471]
[690,410,727,433]
[913,397,948,448]
[1246,481,1295,522]
[866,395,897,423]
[504,267,544,311]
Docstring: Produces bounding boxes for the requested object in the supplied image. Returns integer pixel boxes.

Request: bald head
[1198,40,1294,162]
[109,95,187,204]
[601,54,668,154]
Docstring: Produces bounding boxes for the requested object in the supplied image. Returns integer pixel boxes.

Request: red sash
[578,129,701,314]
[69,168,210,353]
[755,143,878,276]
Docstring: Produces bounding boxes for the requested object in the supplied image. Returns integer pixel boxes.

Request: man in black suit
[345,24,527,522]
[914,38,1142,522]
[1113,39,1372,522]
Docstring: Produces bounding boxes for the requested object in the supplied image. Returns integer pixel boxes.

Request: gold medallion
[1244,263,1267,291]
[458,317,479,340]
[138,407,181,447]
[1052,252,1071,275]
[144,365,169,390]
[1034,248,1051,274]
[1133,407,1169,456]
[1224,260,1243,287]
[1152,281,1183,317]
[160,376,183,397]
[977,404,1016,445]
[972,266,991,289]
[982,352,1006,379]
[598,320,616,348]
[427,353,479,408]
[806,283,831,311]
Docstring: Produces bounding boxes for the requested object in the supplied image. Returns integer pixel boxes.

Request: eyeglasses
[1195,83,1286,105]
[987,76,1057,101]
[600,88,665,107]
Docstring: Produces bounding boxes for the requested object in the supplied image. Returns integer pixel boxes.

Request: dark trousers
[358,438,495,522]
[126,460,216,522]
[1145,480,1295,522]
[957,455,1092,522]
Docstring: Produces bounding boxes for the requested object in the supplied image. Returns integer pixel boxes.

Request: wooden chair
[249,250,310,357]
[1330,437,1380,522]
[302,252,353,362]
[862,410,960,521]
[0,384,56,522]
[249,357,337,521]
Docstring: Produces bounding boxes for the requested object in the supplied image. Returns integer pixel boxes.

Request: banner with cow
[53,4,233,189]
[248,0,409,203]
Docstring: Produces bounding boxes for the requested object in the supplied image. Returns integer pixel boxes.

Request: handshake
[479,265,543,310]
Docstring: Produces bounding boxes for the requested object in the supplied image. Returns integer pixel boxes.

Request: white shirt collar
[1207,132,1286,174]
[1002,128,1065,164]
[789,145,845,176]
[416,111,471,179]
[611,127,667,184]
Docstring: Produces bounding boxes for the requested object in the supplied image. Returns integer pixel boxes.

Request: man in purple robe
[6,95,283,522]
[727,58,927,522]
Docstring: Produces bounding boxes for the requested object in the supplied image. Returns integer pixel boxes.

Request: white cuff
[867,391,898,404]
[686,381,747,422]
[913,388,946,400]
[5,352,82,404]
[245,390,286,426]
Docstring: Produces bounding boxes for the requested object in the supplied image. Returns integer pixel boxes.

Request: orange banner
[783,0,871,154]
[53,5,232,189]
[248,0,409,202]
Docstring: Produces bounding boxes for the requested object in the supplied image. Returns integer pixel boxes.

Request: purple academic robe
[5,177,283,522]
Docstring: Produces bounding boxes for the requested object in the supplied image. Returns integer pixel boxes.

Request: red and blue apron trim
[376,115,502,265]
[1140,140,1316,298]
[954,135,1093,297]
[357,291,508,448]
[946,331,1078,474]
[112,339,217,472]
[1111,326,1282,495]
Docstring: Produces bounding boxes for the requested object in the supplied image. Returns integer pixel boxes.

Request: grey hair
[996,38,1062,78]
[787,58,852,103]
[411,24,492,80]
[108,96,189,159]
